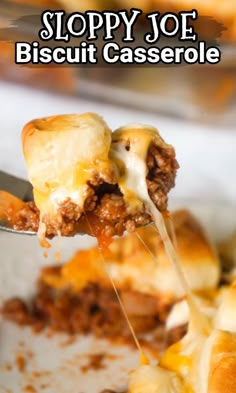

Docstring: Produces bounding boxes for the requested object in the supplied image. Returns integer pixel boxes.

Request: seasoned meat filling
[1,282,168,336]
[9,143,178,239]
[1,280,186,349]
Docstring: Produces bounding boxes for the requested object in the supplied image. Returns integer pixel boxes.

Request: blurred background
[0,0,236,124]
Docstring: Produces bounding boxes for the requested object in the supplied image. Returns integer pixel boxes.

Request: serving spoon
[0,170,155,237]
[0,170,36,235]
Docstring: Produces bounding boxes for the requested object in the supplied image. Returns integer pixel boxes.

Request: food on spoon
[2,113,178,245]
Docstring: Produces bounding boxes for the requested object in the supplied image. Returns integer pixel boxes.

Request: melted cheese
[40,209,219,305]
[111,125,210,334]
[21,117,236,393]
[42,248,108,290]
[22,113,116,242]
[110,124,165,214]
[166,296,216,331]
[22,117,178,250]
[128,322,210,393]
[128,364,183,393]
[128,278,236,393]
[112,125,215,393]
[129,326,236,393]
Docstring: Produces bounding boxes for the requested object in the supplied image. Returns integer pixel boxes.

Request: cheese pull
[128,327,236,393]
[111,123,210,335]
[20,113,178,244]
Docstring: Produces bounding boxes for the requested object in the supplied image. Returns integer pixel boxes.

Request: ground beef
[1,283,187,387]
[146,144,178,212]
[11,202,39,233]
[10,143,178,238]
[1,284,186,364]
[2,298,33,325]
[1,283,172,338]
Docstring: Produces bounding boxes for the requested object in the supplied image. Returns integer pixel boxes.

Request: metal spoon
[0,170,36,235]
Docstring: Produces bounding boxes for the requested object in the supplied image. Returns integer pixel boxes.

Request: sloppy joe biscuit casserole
[1,112,236,393]
[1,112,178,246]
